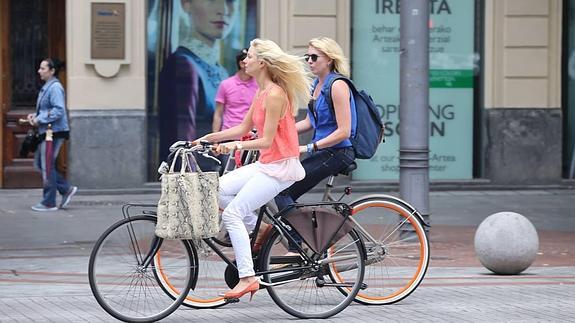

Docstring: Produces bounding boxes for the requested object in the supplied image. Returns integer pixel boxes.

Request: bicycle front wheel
[260,228,365,319]
[156,204,278,309]
[88,215,194,322]
[341,197,430,305]
[154,238,231,309]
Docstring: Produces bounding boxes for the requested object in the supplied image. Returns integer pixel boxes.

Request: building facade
[0,0,572,189]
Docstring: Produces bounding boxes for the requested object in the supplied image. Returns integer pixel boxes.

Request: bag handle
[168,148,183,173]
[185,151,202,173]
[168,148,203,174]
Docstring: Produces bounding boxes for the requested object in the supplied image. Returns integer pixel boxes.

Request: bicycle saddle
[337,162,357,176]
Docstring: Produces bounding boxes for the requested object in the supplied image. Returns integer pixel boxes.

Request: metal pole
[399,0,430,233]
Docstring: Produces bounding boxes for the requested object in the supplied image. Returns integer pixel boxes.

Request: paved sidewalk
[1,262,574,322]
[0,188,574,322]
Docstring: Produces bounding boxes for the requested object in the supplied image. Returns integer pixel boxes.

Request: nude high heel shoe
[223,280,260,301]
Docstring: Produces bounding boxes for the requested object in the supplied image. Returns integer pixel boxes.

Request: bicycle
[209,149,430,307]
[182,145,431,307]
[88,143,366,322]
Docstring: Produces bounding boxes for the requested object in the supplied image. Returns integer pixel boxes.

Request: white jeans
[219,163,295,278]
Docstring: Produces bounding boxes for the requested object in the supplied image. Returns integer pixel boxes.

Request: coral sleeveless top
[251,84,300,164]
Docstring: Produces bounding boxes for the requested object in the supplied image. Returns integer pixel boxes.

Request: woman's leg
[33,146,42,171]
[222,170,294,280]
[219,163,260,230]
[52,139,71,196]
[37,141,57,208]
[283,147,354,202]
[55,171,71,196]
[275,153,332,251]
[274,152,333,211]
[277,148,355,251]
[38,138,71,207]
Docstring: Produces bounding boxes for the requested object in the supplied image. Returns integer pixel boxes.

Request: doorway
[0,0,66,188]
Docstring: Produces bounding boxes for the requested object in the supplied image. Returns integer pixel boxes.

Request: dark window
[10,0,47,108]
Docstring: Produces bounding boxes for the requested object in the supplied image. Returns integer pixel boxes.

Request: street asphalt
[0,188,574,322]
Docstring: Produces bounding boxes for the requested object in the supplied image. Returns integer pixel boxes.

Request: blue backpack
[326,77,385,159]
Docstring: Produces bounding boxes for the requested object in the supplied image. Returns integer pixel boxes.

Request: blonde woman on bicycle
[275,37,356,250]
[196,39,312,300]
[276,37,355,211]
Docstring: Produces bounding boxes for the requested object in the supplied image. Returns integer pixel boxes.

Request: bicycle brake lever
[201,152,222,165]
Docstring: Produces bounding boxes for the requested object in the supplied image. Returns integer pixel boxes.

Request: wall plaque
[91,2,125,59]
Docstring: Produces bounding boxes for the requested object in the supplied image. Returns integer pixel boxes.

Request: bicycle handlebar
[159,141,221,175]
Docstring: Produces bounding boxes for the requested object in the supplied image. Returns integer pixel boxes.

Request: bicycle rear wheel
[88,215,194,322]
[335,197,430,305]
[260,228,365,319]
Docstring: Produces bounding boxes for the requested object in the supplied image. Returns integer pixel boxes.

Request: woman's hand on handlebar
[215,141,239,155]
[168,139,214,152]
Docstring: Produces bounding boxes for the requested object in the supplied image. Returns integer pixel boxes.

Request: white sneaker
[31,203,58,212]
[60,186,78,209]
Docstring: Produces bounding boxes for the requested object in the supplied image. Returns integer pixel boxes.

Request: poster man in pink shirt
[213,48,259,132]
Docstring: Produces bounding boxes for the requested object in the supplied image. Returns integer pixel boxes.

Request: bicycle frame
[215,201,357,275]
[120,200,360,289]
[321,178,381,244]
[321,175,429,257]
[254,202,363,290]
[121,203,164,268]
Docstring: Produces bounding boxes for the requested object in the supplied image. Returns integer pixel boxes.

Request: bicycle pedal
[225,298,240,303]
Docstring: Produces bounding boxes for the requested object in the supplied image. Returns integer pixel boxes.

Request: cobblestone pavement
[1,189,574,322]
[1,254,574,322]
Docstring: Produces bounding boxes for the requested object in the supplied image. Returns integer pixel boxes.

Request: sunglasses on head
[304,54,322,62]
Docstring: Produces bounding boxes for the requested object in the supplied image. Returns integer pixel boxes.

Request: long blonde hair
[308,37,350,78]
[250,39,312,115]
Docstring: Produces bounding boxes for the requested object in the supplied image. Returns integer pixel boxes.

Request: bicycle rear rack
[122,203,158,220]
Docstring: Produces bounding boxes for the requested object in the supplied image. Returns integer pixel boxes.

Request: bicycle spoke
[89,215,193,322]
[262,228,364,319]
[341,198,429,305]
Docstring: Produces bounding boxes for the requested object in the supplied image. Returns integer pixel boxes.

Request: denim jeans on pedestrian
[34,138,71,208]
[275,147,355,251]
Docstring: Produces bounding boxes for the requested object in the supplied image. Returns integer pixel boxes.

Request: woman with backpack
[275,37,356,214]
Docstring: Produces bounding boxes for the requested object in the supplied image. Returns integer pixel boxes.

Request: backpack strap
[325,76,358,115]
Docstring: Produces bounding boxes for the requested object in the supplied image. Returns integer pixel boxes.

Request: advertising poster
[146,0,257,177]
[352,0,476,180]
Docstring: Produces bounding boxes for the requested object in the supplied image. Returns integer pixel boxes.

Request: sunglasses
[304,54,323,62]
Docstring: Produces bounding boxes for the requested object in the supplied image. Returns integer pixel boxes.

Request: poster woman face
[183,0,238,44]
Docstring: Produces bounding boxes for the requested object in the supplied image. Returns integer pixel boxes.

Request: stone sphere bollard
[474,212,539,275]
